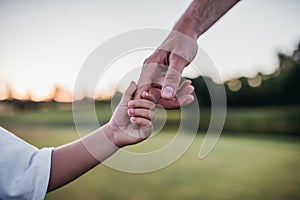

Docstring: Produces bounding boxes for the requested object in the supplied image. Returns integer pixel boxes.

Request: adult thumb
[161,67,181,99]
[161,53,188,99]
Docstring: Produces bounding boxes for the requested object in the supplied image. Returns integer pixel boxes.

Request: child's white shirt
[0,127,52,200]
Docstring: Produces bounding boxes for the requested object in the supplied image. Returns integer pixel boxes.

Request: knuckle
[143,58,150,65]
[165,72,180,83]
[149,110,155,120]
[145,120,152,128]
[149,102,156,110]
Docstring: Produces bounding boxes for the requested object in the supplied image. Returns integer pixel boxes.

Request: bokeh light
[247,75,262,87]
[227,79,242,92]
[30,81,54,102]
[53,86,72,103]
[10,79,30,100]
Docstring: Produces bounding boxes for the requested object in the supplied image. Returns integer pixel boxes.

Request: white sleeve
[0,127,53,200]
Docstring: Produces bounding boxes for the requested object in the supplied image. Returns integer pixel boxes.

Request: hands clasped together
[107,32,197,147]
[1,1,240,196]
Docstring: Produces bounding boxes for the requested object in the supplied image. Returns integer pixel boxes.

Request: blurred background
[0,0,300,199]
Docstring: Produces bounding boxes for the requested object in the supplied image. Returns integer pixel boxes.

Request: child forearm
[47,124,117,192]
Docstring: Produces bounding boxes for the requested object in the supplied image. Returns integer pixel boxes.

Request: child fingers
[128,108,155,121]
[130,116,153,128]
[128,99,155,110]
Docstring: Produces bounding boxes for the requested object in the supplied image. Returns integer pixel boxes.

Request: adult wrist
[173,17,200,40]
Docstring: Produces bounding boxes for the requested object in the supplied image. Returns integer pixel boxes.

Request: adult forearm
[47,125,117,192]
[173,0,240,39]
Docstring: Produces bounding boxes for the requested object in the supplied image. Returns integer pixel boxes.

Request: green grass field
[1,103,300,200]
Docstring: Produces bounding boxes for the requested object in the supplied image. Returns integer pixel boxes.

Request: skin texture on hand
[136,0,240,109]
[147,32,198,99]
[134,31,198,109]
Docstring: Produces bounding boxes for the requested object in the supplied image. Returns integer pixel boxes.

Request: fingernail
[128,100,134,107]
[128,109,135,115]
[162,86,174,98]
[142,91,149,98]
[131,117,136,121]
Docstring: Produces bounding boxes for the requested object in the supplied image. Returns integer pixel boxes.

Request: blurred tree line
[2,44,299,133]
[192,43,300,107]
[3,43,300,112]
[188,43,300,134]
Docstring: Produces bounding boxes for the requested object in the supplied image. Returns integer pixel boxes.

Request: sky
[0,0,299,101]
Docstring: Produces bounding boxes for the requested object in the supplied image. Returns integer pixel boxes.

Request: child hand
[108,81,155,147]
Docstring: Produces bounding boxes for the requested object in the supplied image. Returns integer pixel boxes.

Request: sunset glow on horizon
[0,82,117,103]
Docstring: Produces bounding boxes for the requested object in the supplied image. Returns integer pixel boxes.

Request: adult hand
[136,31,198,109]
